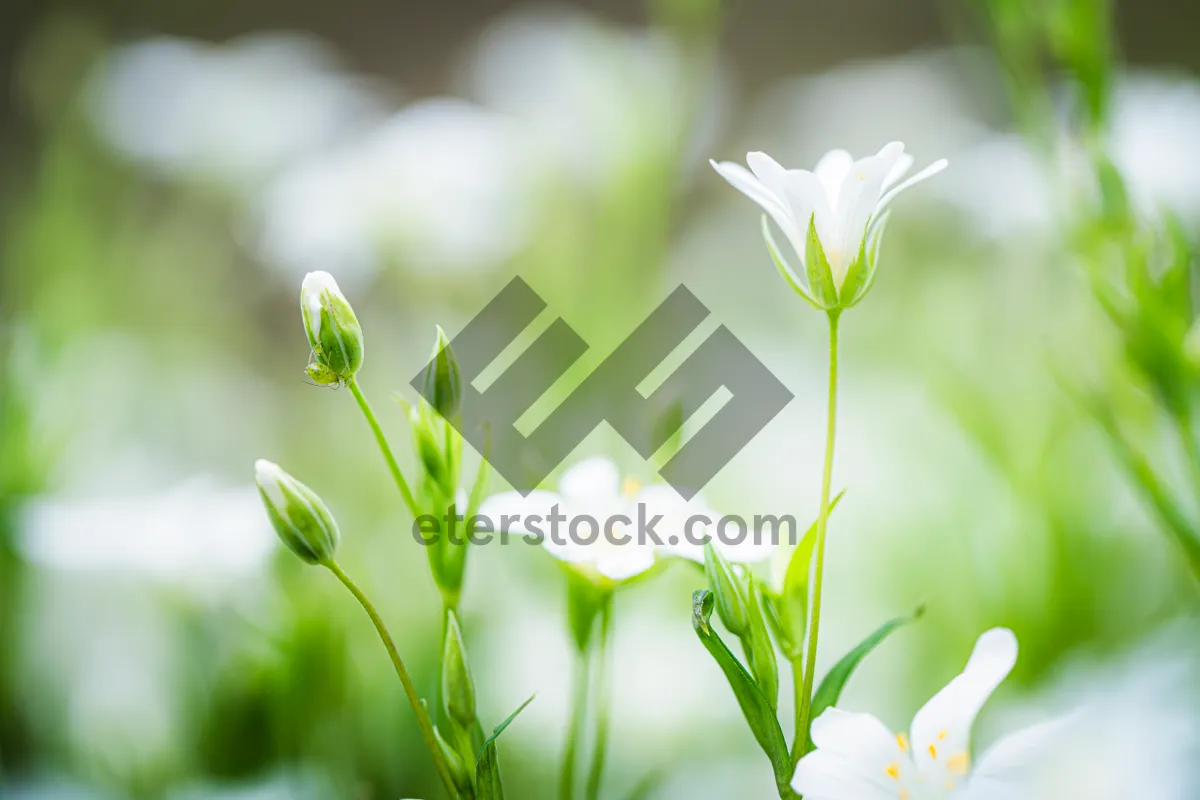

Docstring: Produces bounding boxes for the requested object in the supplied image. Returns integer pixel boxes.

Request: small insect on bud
[300,271,364,380]
[255,459,340,565]
[422,326,462,419]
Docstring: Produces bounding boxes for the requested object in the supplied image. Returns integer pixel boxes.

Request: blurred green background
[2,0,1200,797]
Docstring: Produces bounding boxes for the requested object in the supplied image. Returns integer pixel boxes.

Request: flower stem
[325,560,458,799]
[345,376,420,518]
[794,311,840,764]
[559,645,592,800]
[584,599,614,800]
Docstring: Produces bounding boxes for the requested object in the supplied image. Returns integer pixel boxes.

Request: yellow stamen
[895,733,909,752]
[885,763,901,780]
[622,476,642,498]
[928,744,938,760]
[899,791,911,800]
[937,729,948,741]
[946,752,970,775]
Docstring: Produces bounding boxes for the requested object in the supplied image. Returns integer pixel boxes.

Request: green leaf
[762,216,822,310]
[692,590,791,794]
[771,490,846,659]
[741,574,779,710]
[475,694,536,800]
[806,606,924,747]
[805,215,838,308]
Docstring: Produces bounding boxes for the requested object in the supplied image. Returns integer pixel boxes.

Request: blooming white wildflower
[792,628,1059,800]
[711,143,946,309]
[481,456,702,582]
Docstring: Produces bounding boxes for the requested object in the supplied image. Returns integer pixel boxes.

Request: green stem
[325,561,459,799]
[559,645,592,800]
[584,599,614,800]
[794,311,840,764]
[345,376,420,518]
[1102,414,1200,583]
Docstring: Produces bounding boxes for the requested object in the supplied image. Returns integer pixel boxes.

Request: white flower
[17,476,276,583]
[792,628,1060,800]
[711,143,946,308]
[481,456,694,582]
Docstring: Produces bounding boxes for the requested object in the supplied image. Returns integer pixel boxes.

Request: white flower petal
[558,456,620,508]
[793,709,911,799]
[711,159,804,258]
[875,157,949,215]
[814,148,854,207]
[478,489,561,534]
[791,751,903,800]
[910,628,1019,777]
[883,152,914,193]
[782,168,835,251]
[967,715,1076,800]
[710,160,788,220]
[594,544,656,581]
[828,143,904,282]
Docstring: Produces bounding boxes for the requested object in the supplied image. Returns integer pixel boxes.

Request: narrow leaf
[692,590,791,794]
[774,490,846,659]
[474,694,535,800]
[806,606,925,746]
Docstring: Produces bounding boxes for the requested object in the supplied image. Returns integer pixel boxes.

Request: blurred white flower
[88,33,382,186]
[482,456,760,582]
[1109,73,1200,221]
[988,625,1200,800]
[258,98,531,284]
[793,628,1060,800]
[18,476,276,584]
[481,456,658,581]
[930,135,1055,241]
[466,7,713,188]
[711,144,945,303]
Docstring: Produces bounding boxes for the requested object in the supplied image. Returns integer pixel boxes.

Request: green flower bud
[423,326,462,419]
[704,542,748,637]
[255,459,340,565]
[441,609,477,728]
[433,725,474,796]
[301,271,363,379]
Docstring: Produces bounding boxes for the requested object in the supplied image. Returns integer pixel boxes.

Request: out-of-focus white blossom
[1109,73,1200,221]
[987,625,1200,800]
[466,7,714,188]
[18,477,276,582]
[257,98,531,283]
[88,33,382,186]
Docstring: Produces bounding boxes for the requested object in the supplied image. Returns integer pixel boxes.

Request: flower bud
[300,271,363,379]
[255,459,340,565]
[422,326,462,419]
[704,542,748,637]
[441,609,477,728]
[433,725,474,796]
